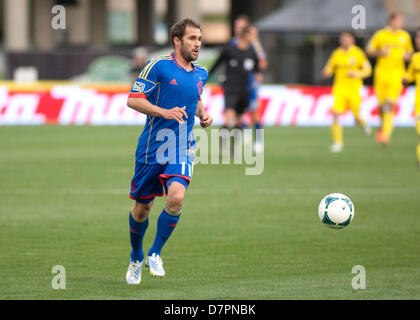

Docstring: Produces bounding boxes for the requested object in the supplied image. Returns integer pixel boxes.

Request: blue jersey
[129,53,208,165]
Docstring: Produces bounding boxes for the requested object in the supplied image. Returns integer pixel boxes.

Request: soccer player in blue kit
[125,18,212,285]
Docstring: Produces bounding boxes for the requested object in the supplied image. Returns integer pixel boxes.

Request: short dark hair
[388,12,402,22]
[341,31,355,38]
[235,14,251,23]
[169,18,201,47]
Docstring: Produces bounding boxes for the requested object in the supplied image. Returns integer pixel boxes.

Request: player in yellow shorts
[403,28,420,168]
[366,12,413,145]
[322,31,372,153]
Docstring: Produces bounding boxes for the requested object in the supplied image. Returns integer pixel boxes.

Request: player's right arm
[127,98,187,123]
[321,51,335,78]
[366,30,389,57]
[127,57,187,123]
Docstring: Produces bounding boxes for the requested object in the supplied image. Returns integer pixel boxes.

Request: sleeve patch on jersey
[133,81,145,93]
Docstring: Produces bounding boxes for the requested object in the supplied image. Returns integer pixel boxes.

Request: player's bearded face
[180,27,201,62]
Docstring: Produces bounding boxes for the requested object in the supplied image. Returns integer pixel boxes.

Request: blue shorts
[129,160,192,204]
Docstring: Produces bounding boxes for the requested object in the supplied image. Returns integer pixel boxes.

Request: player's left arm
[403,56,415,85]
[404,33,414,62]
[195,99,213,128]
[251,37,268,71]
[360,60,372,78]
[252,50,266,83]
[348,51,372,79]
[348,61,372,79]
[247,29,267,84]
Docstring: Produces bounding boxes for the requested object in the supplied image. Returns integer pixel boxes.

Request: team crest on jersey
[349,57,356,65]
[197,80,203,95]
[133,81,145,93]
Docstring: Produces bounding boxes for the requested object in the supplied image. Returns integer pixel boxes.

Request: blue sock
[254,122,263,143]
[148,207,181,256]
[129,211,149,262]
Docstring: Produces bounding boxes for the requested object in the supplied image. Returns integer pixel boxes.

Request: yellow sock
[416,120,420,164]
[332,121,343,145]
[417,142,420,164]
[382,112,394,138]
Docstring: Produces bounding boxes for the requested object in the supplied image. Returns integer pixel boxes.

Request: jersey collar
[171,52,196,72]
[385,26,400,34]
[340,45,354,53]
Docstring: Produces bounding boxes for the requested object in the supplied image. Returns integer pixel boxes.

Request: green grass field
[0,125,419,300]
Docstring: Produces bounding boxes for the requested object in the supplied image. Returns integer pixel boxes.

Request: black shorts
[224,91,249,115]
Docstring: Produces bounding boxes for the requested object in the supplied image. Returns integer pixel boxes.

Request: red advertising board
[0,82,416,126]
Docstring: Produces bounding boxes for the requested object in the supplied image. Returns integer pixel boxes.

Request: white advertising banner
[0,83,416,126]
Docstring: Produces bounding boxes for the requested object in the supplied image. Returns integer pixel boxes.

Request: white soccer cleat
[147,253,165,278]
[126,260,143,285]
[330,143,343,153]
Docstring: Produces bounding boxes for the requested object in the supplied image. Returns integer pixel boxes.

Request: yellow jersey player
[366,12,413,145]
[403,28,420,168]
[322,31,372,153]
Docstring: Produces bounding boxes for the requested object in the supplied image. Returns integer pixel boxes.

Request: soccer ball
[318,193,354,229]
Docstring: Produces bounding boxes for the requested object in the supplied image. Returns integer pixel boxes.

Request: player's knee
[132,201,153,222]
[166,188,185,211]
